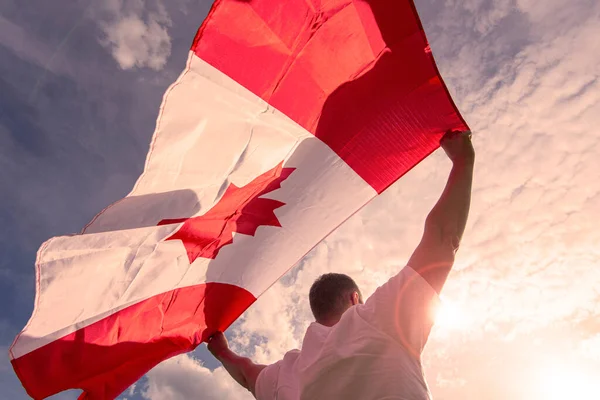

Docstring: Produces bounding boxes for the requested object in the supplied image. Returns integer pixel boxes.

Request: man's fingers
[443,129,459,139]
[442,130,471,144]
[442,130,461,142]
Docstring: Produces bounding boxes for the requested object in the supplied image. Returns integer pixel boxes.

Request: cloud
[142,353,251,400]
[0,15,68,77]
[440,0,600,331]
[95,0,172,70]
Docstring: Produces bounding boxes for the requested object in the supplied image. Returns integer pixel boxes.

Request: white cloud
[96,0,172,70]
[0,15,67,76]
[142,353,251,400]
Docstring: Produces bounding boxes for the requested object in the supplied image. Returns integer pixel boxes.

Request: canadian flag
[10,0,468,398]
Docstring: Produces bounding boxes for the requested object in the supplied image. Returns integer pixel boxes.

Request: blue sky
[1,0,600,399]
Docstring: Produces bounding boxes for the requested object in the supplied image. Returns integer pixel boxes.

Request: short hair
[309,273,361,322]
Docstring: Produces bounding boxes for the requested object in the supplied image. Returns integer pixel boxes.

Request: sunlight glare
[536,361,600,400]
[434,298,467,331]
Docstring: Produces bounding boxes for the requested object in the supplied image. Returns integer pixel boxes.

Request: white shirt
[255,266,440,400]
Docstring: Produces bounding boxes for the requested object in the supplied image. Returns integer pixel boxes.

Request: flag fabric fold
[10,0,468,398]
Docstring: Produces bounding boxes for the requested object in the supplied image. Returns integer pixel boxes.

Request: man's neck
[318,316,341,327]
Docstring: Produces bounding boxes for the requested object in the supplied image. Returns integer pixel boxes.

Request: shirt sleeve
[254,361,281,400]
[356,266,441,356]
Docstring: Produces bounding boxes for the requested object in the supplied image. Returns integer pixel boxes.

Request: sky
[1,0,599,399]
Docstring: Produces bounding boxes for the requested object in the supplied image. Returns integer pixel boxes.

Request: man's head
[309,273,363,326]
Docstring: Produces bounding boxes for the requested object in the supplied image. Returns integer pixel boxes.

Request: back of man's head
[309,273,362,325]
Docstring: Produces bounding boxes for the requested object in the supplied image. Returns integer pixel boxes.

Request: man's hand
[207,331,266,397]
[440,130,474,164]
[207,331,229,359]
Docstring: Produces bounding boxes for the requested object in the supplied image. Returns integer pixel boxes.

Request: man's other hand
[440,130,475,164]
[207,331,229,358]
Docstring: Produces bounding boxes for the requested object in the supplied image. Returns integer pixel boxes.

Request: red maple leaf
[158,162,294,263]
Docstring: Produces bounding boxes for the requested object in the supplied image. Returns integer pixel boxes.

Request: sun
[434,297,468,331]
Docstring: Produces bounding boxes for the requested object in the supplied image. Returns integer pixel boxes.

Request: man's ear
[351,291,360,306]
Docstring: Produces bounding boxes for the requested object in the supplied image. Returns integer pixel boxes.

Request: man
[208,130,475,399]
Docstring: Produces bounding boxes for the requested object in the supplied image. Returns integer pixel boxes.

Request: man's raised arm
[207,332,266,397]
[408,130,475,294]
